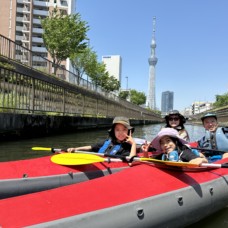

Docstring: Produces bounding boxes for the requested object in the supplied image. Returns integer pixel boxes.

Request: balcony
[16,17,23,22]
[16,26,23,32]
[32,28,43,34]
[17,0,31,3]
[33,18,41,25]
[32,37,43,43]
[33,9,48,16]
[32,46,47,53]
[34,0,49,7]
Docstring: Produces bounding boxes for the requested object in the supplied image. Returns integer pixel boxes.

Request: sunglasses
[169,117,180,121]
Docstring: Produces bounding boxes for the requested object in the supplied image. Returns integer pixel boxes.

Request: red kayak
[0,154,129,199]
[0,156,227,228]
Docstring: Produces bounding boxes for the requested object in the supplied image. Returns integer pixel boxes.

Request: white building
[191,101,213,115]
[102,55,122,85]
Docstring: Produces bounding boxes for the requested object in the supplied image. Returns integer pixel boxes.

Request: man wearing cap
[67,116,137,158]
[197,113,228,162]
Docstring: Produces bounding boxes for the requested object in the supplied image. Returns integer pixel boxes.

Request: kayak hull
[0,158,227,228]
[0,155,129,199]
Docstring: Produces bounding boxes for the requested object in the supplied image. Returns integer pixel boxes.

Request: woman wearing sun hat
[151,128,208,165]
[164,110,190,141]
[67,116,137,158]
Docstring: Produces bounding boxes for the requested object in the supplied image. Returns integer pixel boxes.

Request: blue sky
[76,0,228,111]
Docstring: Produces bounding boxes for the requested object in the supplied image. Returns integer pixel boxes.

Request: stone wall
[0,113,159,140]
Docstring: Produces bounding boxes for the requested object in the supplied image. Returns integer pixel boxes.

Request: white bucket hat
[151,128,188,152]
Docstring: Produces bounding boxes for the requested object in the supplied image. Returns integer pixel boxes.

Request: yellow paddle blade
[139,157,199,167]
[51,153,105,165]
[32,147,52,151]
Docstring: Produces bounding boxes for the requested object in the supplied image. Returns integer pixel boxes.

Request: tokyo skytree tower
[146,17,158,110]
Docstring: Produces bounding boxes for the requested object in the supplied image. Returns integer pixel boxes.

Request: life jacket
[98,139,122,155]
[198,127,228,162]
[162,148,199,162]
[162,150,179,161]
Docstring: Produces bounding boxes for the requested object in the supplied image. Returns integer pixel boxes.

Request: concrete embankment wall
[0,113,159,140]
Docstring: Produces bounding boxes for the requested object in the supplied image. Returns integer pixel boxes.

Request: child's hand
[141,141,150,152]
[125,130,136,145]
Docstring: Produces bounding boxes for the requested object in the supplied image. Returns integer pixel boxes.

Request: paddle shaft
[191,147,227,154]
[200,163,228,168]
[104,157,228,168]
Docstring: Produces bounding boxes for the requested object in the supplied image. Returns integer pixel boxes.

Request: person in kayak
[67,116,137,158]
[163,110,190,141]
[197,113,228,162]
[144,128,208,165]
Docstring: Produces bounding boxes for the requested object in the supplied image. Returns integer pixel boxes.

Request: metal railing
[0,34,162,121]
[0,66,162,121]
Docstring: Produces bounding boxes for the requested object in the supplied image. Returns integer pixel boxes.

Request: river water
[0,123,227,227]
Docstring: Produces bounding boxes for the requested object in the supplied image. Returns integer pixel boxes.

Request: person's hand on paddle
[189,157,208,165]
[67,148,76,153]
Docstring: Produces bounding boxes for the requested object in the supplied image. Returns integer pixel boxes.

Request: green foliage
[0,91,21,109]
[70,47,98,85]
[88,61,120,92]
[101,75,120,92]
[119,91,129,100]
[130,90,146,105]
[213,93,228,108]
[0,61,15,70]
[41,7,89,74]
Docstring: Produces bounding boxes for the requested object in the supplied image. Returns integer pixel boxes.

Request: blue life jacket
[98,139,122,155]
[198,127,228,162]
[162,150,179,161]
[162,148,200,162]
[191,149,200,156]
[198,127,228,151]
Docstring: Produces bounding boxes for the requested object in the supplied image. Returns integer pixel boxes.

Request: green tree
[70,47,97,85]
[41,8,89,74]
[213,93,228,108]
[130,89,146,105]
[88,62,120,92]
[101,74,120,92]
[119,91,129,100]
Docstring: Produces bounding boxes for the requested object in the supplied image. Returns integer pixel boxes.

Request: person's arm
[181,148,208,165]
[189,157,208,165]
[67,146,92,153]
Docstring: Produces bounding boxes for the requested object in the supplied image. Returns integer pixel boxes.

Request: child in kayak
[67,116,137,158]
[144,128,208,165]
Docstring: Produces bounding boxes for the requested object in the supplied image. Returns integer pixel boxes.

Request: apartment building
[0,0,75,71]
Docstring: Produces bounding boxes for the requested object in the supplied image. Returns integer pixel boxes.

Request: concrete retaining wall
[0,113,159,140]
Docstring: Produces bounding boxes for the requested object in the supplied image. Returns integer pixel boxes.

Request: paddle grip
[52,148,66,153]
[221,163,228,168]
